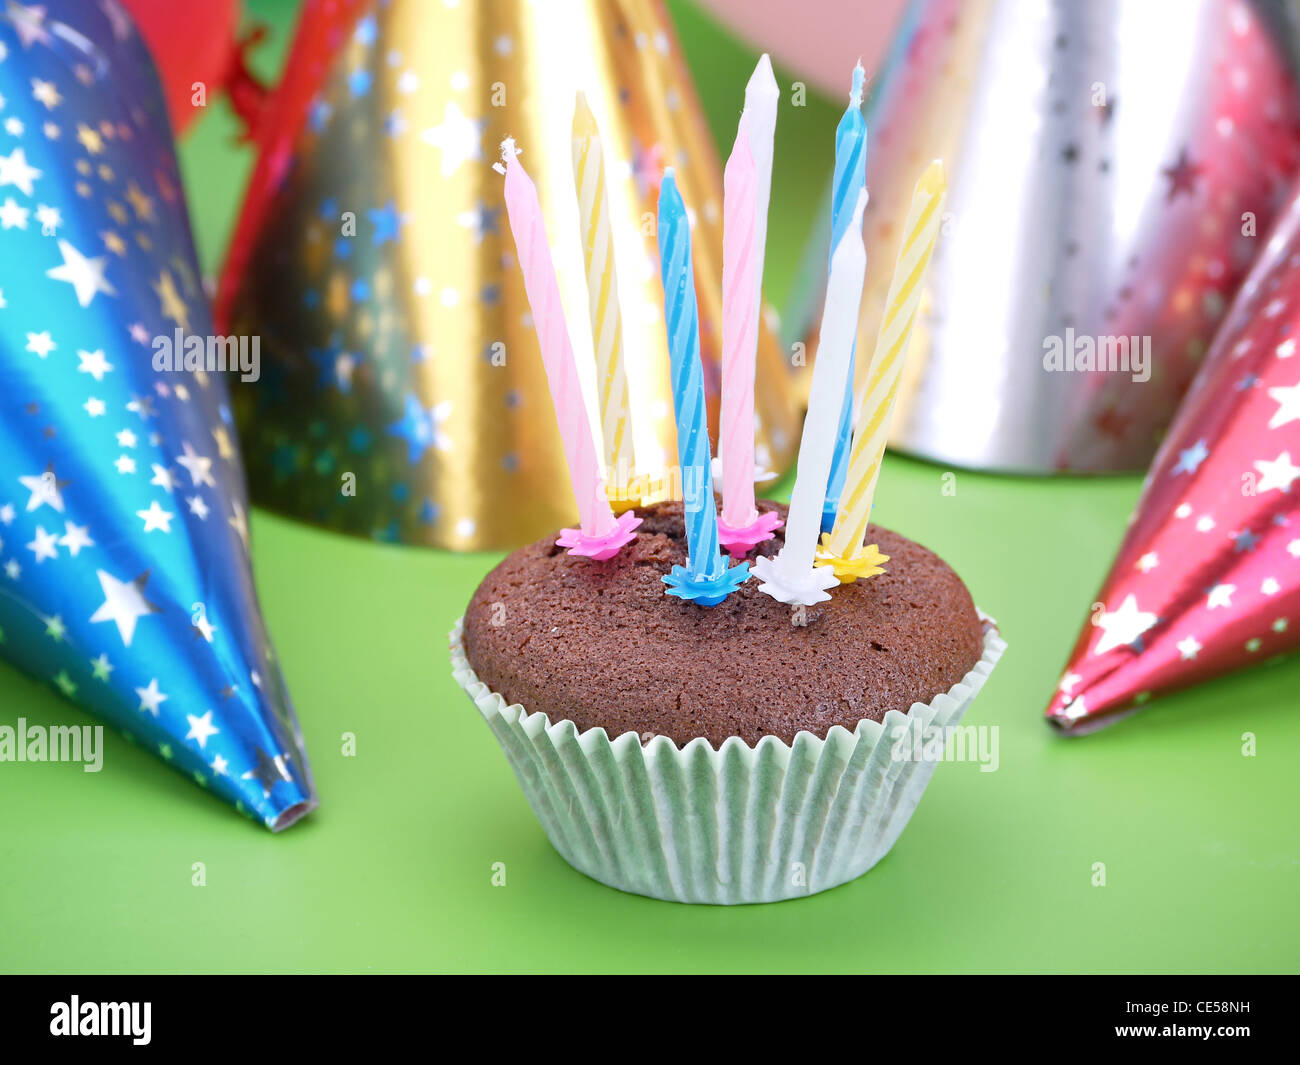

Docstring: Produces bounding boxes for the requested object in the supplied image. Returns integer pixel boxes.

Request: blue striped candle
[822,62,868,532]
[657,170,749,606]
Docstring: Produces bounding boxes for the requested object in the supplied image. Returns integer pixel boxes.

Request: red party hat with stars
[1047,178,1300,731]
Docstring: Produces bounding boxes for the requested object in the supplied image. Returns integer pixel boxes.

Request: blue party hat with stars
[0,1,316,829]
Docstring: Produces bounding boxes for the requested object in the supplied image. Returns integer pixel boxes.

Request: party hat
[789,0,1300,472]
[216,0,800,551]
[0,1,316,828]
[1047,179,1300,731]
[118,0,244,135]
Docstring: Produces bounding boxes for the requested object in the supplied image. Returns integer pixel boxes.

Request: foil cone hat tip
[0,0,316,829]
[1046,175,1300,731]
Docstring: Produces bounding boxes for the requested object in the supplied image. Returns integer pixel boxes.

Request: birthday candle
[717,120,783,553]
[499,139,640,560]
[820,161,946,574]
[822,62,868,532]
[658,169,750,606]
[743,54,779,319]
[752,189,869,606]
[571,92,635,499]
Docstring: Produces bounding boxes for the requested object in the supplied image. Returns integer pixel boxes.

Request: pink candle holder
[556,509,642,561]
[717,508,783,557]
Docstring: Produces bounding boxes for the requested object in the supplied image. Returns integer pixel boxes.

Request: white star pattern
[45,239,116,307]
[136,500,173,533]
[149,464,177,493]
[135,678,167,716]
[0,196,29,228]
[25,330,55,357]
[420,101,485,176]
[26,525,58,562]
[185,711,219,749]
[6,3,50,48]
[1093,595,1158,655]
[0,145,41,194]
[88,569,159,646]
[34,203,60,234]
[57,521,92,556]
[18,470,63,512]
[1267,379,1300,429]
[175,442,215,487]
[1206,583,1236,610]
[76,348,112,380]
[1254,451,1300,493]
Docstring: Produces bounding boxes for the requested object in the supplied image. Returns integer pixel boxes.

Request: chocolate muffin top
[461,499,986,748]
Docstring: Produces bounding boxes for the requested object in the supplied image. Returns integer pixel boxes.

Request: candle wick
[850,61,865,107]
[493,138,520,175]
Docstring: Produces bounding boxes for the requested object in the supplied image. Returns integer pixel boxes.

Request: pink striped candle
[717,119,782,554]
[499,139,639,559]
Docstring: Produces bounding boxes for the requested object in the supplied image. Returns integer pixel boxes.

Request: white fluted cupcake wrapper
[450,613,1006,904]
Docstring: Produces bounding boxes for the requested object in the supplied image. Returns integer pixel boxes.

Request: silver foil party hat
[789,0,1300,472]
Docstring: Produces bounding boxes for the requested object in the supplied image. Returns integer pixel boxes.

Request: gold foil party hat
[217,0,799,550]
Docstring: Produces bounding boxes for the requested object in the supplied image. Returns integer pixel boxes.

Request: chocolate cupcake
[451,499,1005,904]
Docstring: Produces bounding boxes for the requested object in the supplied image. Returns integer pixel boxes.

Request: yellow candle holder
[814,538,889,583]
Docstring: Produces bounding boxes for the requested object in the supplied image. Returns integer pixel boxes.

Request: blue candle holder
[658,170,750,607]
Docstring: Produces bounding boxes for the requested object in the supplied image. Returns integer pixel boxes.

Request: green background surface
[2,0,1297,974]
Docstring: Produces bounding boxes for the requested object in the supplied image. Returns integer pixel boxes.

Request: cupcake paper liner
[450,613,1006,904]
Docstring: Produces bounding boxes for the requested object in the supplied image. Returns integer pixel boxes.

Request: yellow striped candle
[571,92,636,503]
[818,160,946,581]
